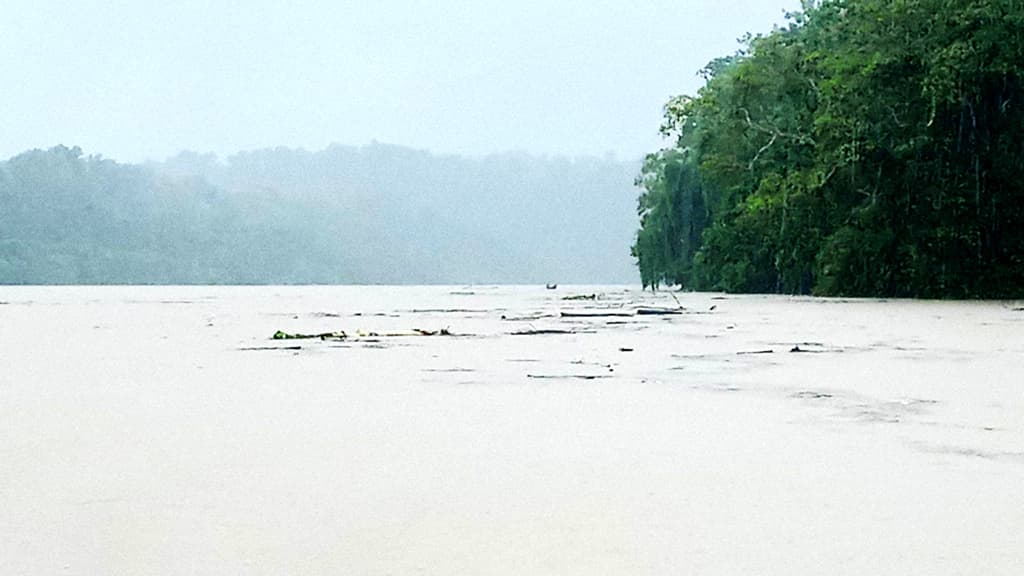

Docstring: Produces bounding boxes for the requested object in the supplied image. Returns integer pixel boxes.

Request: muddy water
[1,286,1022,574]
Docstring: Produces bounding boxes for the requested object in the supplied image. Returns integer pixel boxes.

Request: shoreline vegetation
[3,4,1022,299]
[0,144,637,286]
[632,0,1024,298]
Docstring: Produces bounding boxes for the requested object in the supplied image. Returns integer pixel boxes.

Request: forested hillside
[0,144,638,284]
[633,0,1024,297]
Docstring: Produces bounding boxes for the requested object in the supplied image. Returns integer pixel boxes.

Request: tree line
[0,144,639,284]
[633,0,1024,297]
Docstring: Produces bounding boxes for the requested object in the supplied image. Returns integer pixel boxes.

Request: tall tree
[634,0,1024,297]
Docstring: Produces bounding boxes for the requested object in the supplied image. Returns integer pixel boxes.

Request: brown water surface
[1,286,1022,574]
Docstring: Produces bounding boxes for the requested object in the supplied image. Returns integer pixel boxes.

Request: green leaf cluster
[633,0,1024,297]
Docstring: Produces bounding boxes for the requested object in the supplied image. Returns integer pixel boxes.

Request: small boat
[546,283,558,289]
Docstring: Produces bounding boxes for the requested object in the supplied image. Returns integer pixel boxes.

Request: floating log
[635,307,684,315]
[511,329,577,335]
[562,294,596,301]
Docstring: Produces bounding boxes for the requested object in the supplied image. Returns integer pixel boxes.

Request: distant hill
[0,144,641,284]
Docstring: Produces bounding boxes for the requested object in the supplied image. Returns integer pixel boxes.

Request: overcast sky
[1,1,799,162]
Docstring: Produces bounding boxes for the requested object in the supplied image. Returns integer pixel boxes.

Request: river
[1,286,1022,574]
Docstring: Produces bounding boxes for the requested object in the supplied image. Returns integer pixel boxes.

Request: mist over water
[0,144,639,285]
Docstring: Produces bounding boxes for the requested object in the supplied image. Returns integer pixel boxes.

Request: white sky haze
[2,0,799,162]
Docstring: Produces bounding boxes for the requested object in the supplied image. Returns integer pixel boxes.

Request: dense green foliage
[1,144,638,284]
[634,0,1024,297]
[0,146,357,284]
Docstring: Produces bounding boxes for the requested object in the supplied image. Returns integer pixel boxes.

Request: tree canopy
[633,0,1024,297]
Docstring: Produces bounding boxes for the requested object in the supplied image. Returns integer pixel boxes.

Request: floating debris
[501,313,554,321]
[792,390,834,399]
[354,328,454,337]
[273,330,347,340]
[272,328,453,340]
[636,307,683,316]
[411,328,452,336]
[790,344,830,353]
[562,294,597,301]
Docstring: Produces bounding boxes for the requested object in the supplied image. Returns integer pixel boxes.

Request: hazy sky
[2,1,799,162]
